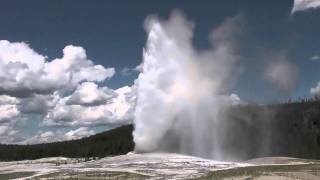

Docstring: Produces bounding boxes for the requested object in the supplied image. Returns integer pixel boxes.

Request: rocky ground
[0,152,319,179]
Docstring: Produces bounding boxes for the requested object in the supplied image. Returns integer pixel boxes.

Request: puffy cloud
[30,131,56,144]
[0,40,114,98]
[18,94,54,114]
[291,0,320,14]
[42,85,136,127]
[311,55,320,61]
[45,45,115,86]
[0,40,135,144]
[0,95,19,105]
[66,82,116,106]
[134,63,143,72]
[264,55,299,92]
[0,95,24,144]
[65,127,95,140]
[23,127,95,144]
[0,105,19,123]
[310,82,320,96]
[0,126,10,136]
[0,125,21,144]
[229,93,242,105]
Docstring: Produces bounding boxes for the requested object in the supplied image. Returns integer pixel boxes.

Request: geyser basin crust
[0,153,319,179]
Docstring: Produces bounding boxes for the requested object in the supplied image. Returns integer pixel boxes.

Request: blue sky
[1,0,319,100]
[0,0,320,144]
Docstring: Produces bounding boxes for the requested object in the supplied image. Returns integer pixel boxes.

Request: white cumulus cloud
[0,40,135,144]
[310,82,320,96]
[0,125,20,144]
[0,105,19,123]
[65,127,95,140]
[23,127,95,144]
[0,40,114,98]
[66,82,116,106]
[311,55,320,61]
[42,85,136,127]
[291,0,320,14]
[0,95,20,105]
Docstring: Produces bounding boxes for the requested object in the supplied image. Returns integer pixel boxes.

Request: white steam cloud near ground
[133,11,244,159]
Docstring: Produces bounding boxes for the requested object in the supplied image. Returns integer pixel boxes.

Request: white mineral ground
[0,152,318,179]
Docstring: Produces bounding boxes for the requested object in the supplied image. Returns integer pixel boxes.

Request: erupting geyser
[133,11,244,160]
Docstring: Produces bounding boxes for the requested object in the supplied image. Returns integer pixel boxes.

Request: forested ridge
[0,125,134,161]
[220,99,320,160]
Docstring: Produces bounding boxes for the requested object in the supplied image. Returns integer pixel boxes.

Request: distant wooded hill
[213,100,320,160]
[0,125,134,161]
[0,100,320,161]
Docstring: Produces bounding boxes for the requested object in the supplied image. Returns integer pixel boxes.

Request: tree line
[0,125,134,161]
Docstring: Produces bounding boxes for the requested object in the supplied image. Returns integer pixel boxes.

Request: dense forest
[0,100,320,161]
[0,125,134,161]
[214,99,320,160]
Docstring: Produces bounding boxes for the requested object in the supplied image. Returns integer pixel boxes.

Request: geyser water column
[133,11,244,160]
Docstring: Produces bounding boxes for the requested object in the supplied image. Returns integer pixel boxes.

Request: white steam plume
[133,11,244,160]
[264,54,299,93]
